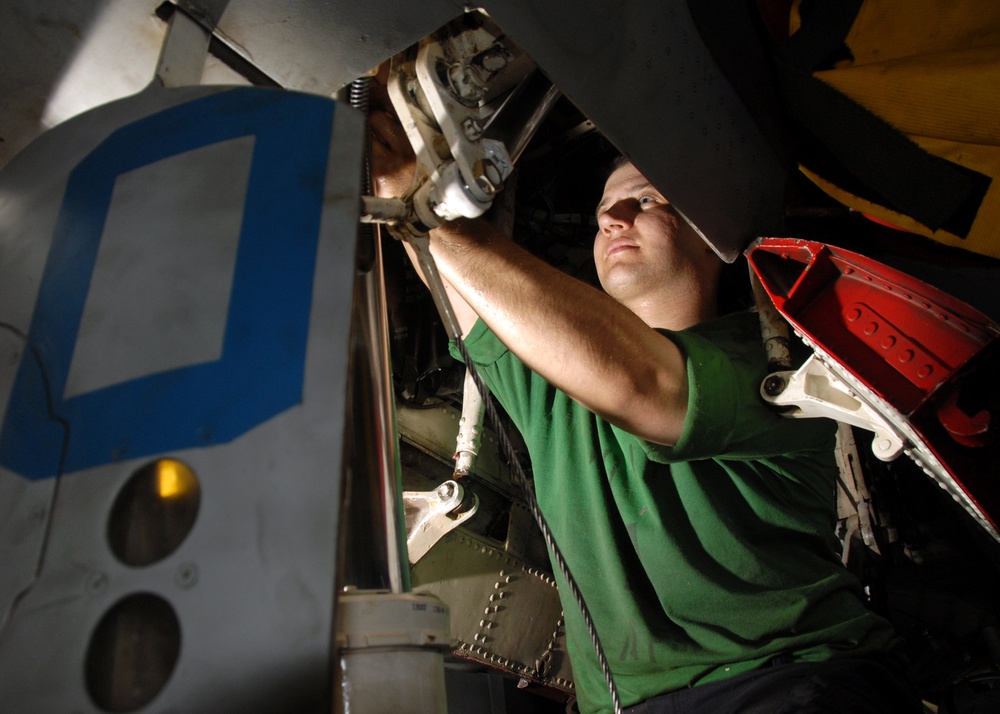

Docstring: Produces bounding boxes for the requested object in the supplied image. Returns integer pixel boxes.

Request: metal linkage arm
[403,480,479,564]
[747,237,1000,545]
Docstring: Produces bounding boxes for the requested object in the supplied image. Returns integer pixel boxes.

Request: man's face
[593,162,717,305]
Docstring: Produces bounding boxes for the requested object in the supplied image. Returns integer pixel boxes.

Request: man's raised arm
[423,217,689,446]
[369,109,689,445]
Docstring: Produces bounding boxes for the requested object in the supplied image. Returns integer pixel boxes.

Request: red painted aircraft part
[747,237,1000,533]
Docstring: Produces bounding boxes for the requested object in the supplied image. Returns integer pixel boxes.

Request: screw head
[763,375,786,397]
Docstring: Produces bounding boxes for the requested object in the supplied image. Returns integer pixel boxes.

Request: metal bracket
[763,334,1000,545]
[367,18,560,242]
[414,34,513,212]
[762,352,906,462]
[384,28,514,234]
[403,480,479,564]
[833,423,882,564]
[453,370,486,477]
[153,7,212,89]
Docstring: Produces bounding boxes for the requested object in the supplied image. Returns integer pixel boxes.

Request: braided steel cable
[451,338,623,714]
[359,72,621,708]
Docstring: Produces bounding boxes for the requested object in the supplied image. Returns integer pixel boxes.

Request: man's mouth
[605,238,639,258]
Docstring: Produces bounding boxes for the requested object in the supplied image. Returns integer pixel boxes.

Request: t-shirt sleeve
[449,318,507,364]
[639,316,836,464]
[455,314,835,465]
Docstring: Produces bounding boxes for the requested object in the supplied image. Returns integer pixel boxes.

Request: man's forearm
[399,235,481,339]
[427,218,689,446]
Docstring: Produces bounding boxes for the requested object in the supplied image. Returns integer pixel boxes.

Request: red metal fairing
[747,237,1000,539]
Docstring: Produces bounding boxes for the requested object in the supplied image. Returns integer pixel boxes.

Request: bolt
[479,48,509,73]
[473,159,503,196]
[85,572,108,596]
[175,562,198,589]
[461,116,484,141]
[535,654,551,678]
[475,176,496,197]
[763,375,786,397]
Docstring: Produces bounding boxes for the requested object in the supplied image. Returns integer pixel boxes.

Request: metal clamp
[761,352,906,462]
[403,480,479,564]
[363,18,558,242]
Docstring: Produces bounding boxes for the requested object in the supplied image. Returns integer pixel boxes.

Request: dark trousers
[624,657,922,714]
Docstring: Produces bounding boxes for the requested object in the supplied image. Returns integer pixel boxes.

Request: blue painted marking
[0,88,339,479]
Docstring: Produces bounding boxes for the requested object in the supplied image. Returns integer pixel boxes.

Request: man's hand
[363,69,688,445]
[369,106,416,199]
[368,68,417,199]
[364,70,482,338]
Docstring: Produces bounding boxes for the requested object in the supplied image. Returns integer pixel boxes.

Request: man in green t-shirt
[373,110,920,712]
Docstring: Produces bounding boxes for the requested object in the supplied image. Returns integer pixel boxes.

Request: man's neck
[625,287,719,331]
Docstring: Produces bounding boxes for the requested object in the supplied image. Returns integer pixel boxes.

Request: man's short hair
[606,153,631,179]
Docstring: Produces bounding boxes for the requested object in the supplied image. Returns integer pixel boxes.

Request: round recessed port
[85,592,181,712]
[107,458,200,567]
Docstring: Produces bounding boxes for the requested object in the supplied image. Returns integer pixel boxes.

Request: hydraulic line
[343,75,409,593]
[401,228,622,711]
[368,57,622,709]
[451,336,623,714]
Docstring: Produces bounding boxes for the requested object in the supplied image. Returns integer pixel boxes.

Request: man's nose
[597,200,636,234]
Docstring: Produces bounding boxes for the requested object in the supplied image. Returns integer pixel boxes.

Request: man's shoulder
[656,310,761,360]
[451,317,509,365]
[685,310,760,339]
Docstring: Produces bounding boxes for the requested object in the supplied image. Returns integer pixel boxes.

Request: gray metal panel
[63,135,250,397]
[413,529,574,692]
[0,0,246,171]
[205,0,786,257]
[0,84,364,712]
[481,0,788,259]
[0,0,166,168]
[2,1,783,256]
[211,0,465,93]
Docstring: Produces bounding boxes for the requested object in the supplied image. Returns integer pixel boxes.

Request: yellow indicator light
[108,458,201,566]
[156,459,194,500]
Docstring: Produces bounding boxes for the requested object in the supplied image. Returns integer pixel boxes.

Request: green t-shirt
[453,310,893,713]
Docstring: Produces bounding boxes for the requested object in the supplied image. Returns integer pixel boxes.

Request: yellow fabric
[790,0,1000,259]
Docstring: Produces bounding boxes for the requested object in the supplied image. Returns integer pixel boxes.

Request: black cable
[350,76,377,272]
[451,337,623,713]
[358,71,621,708]
[0,323,71,635]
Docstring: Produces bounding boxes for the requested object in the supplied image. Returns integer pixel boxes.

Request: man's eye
[638,195,657,206]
